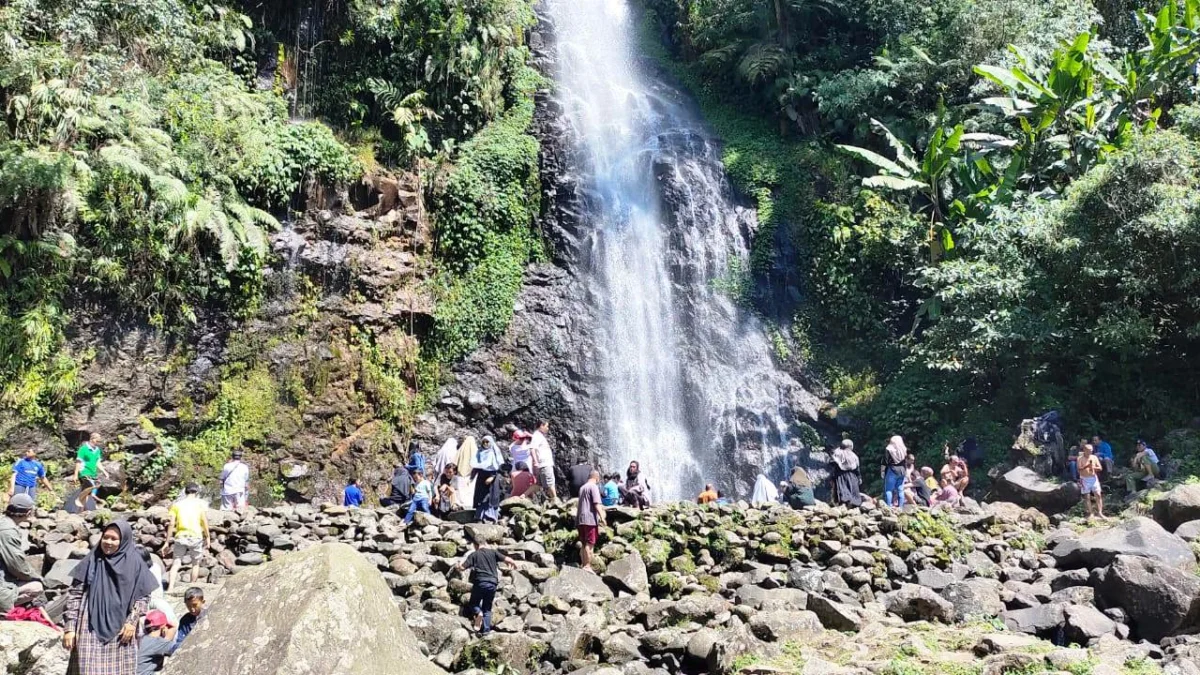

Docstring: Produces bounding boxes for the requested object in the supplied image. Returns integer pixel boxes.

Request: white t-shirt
[529,431,554,469]
[510,441,531,468]
[220,460,250,496]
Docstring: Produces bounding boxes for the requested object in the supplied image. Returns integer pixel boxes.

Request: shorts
[577,524,598,547]
[173,536,204,562]
[1080,475,1101,495]
[537,466,557,495]
[79,475,98,490]
[222,492,247,511]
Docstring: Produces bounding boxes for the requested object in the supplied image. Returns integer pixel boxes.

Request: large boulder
[1000,604,1066,637]
[993,467,1080,513]
[885,583,956,623]
[941,579,1005,622]
[1096,555,1200,642]
[1,621,68,675]
[543,566,615,604]
[164,543,444,675]
[1049,517,1195,570]
[603,551,649,595]
[1154,485,1200,533]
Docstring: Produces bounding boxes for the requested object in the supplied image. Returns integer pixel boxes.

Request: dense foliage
[642,0,1200,466]
[0,0,360,424]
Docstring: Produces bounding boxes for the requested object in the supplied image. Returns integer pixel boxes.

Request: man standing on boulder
[456,534,516,635]
[576,469,606,570]
[529,420,558,503]
[219,449,250,512]
[1077,442,1105,520]
[73,431,110,512]
[0,494,43,611]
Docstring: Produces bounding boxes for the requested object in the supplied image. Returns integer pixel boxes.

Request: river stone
[543,565,615,604]
[885,583,956,623]
[1175,520,1200,542]
[1153,484,1200,532]
[604,551,650,595]
[749,610,823,642]
[164,542,444,675]
[1096,554,1200,642]
[993,467,1080,513]
[1050,517,1195,570]
[941,579,1005,622]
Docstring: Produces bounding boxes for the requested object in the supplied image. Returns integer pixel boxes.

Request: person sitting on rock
[1092,434,1115,476]
[136,610,176,675]
[163,484,210,592]
[405,468,434,524]
[903,453,930,506]
[138,547,176,625]
[620,461,651,509]
[432,464,457,516]
[1126,439,1161,493]
[343,478,364,508]
[0,494,43,612]
[921,467,938,493]
[1077,442,1105,520]
[380,463,413,508]
[715,490,732,505]
[509,462,537,499]
[601,473,620,506]
[169,587,206,654]
[1066,441,1082,481]
[457,534,516,635]
[940,453,970,495]
[784,466,816,509]
[697,483,718,504]
[929,476,960,509]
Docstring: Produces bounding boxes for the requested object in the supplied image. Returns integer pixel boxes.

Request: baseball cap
[6,494,35,513]
[146,610,174,629]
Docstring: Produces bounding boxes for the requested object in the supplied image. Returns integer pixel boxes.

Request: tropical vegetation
[641,0,1200,464]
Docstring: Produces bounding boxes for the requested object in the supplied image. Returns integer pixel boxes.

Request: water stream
[547,0,820,500]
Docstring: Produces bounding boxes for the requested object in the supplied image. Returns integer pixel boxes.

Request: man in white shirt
[219,450,250,512]
[528,420,558,503]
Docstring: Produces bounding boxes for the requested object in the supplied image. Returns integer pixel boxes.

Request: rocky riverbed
[7,492,1200,675]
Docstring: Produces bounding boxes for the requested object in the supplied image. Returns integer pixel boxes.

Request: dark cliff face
[416,16,607,470]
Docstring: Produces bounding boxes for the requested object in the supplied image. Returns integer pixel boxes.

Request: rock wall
[11,499,1200,674]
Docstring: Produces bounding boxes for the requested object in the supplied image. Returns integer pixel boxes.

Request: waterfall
[547,0,823,501]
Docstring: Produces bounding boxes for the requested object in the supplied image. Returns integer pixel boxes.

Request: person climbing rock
[456,535,515,635]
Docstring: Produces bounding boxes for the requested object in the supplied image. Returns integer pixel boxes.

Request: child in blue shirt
[343,478,364,507]
[601,473,620,506]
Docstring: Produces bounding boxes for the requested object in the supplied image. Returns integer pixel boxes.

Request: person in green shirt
[73,432,109,511]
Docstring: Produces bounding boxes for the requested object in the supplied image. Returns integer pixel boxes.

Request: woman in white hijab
[750,473,778,504]
[433,437,458,482]
[831,439,863,507]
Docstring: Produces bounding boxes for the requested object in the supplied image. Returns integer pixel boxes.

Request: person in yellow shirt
[163,484,210,592]
[922,467,938,491]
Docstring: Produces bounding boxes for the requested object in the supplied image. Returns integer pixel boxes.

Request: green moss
[669,553,697,575]
[431,541,459,558]
[172,364,281,478]
[454,641,503,672]
[650,571,684,598]
[898,509,973,560]
[697,574,720,593]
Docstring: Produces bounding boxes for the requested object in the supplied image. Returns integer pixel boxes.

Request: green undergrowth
[427,64,546,365]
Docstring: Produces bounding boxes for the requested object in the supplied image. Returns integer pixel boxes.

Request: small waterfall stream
[547,0,822,499]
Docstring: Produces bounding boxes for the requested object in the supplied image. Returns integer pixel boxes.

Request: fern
[737,41,791,85]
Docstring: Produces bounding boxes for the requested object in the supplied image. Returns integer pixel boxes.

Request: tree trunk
[774,0,790,48]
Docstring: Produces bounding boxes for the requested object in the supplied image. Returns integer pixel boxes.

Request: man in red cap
[136,610,176,674]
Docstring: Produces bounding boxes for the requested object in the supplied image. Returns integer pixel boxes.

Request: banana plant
[1097,0,1200,126]
[836,117,964,263]
[974,33,1125,193]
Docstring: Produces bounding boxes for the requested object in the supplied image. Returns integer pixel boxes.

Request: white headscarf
[886,435,908,464]
[751,474,779,504]
[833,439,860,471]
[434,438,458,475]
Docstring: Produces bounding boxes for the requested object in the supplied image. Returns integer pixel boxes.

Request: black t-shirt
[569,464,593,494]
[463,548,503,587]
[390,470,413,499]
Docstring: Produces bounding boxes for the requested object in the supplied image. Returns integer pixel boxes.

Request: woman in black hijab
[64,521,160,675]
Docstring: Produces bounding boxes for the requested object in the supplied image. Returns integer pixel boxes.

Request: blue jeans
[13,485,35,499]
[404,497,430,524]
[1067,458,1079,481]
[469,582,497,633]
[883,467,906,507]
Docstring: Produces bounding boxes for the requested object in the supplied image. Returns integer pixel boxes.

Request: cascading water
[546,0,824,500]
